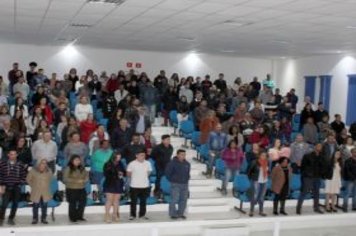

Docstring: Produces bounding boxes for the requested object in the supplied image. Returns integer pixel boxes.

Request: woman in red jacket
[80,113,97,144]
[249,125,270,150]
[38,97,53,125]
[221,140,244,195]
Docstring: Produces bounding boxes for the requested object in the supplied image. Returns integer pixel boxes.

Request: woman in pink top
[269,139,291,168]
[221,140,244,195]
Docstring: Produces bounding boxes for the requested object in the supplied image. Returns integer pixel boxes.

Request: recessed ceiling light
[69,23,93,28]
[346,26,356,29]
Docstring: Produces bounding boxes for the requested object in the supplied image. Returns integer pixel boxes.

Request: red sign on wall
[126,62,133,68]
[135,63,142,68]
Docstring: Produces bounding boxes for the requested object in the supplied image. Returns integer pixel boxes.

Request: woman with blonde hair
[26,159,53,224]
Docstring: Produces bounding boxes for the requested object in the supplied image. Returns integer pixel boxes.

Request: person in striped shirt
[0,149,27,226]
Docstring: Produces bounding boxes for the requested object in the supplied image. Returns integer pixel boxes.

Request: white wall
[272,54,356,120]
[0,43,272,85]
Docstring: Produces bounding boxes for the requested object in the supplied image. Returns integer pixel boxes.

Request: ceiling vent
[87,0,126,5]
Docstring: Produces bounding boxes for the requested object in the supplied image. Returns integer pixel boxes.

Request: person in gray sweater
[64,132,89,166]
[290,134,312,173]
[302,117,318,145]
[31,130,58,173]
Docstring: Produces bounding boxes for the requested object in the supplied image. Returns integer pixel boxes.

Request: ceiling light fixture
[69,23,93,28]
[271,40,291,44]
[87,0,126,5]
[346,26,356,29]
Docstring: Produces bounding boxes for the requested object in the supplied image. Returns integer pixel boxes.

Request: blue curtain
[346,75,356,125]
[319,75,332,110]
[304,76,317,103]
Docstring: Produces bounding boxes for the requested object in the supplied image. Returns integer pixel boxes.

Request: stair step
[188,198,229,206]
[190,191,223,199]
[188,203,231,213]
[189,185,216,193]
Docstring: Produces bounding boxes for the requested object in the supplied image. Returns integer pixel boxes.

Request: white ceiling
[2,0,356,58]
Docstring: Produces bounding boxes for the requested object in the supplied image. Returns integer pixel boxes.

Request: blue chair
[244,144,252,153]
[232,174,251,214]
[160,176,171,203]
[180,120,195,147]
[47,178,62,221]
[291,132,298,142]
[293,114,301,125]
[85,182,96,206]
[199,144,210,163]
[191,131,201,159]
[214,158,225,180]
[169,110,178,133]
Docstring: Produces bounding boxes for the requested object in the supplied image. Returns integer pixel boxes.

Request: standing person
[221,140,244,195]
[324,151,342,212]
[271,157,292,215]
[74,96,93,122]
[151,135,174,198]
[127,148,152,220]
[296,143,324,215]
[31,130,58,173]
[342,148,356,212]
[290,134,311,173]
[165,149,191,219]
[204,123,228,178]
[63,132,89,165]
[91,140,113,192]
[0,149,27,226]
[247,152,269,217]
[63,155,89,223]
[140,81,158,124]
[26,159,52,224]
[103,152,126,223]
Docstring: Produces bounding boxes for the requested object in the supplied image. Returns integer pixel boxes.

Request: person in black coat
[314,102,329,124]
[122,133,145,164]
[300,103,315,130]
[103,152,126,223]
[296,143,325,215]
[15,137,32,169]
[330,114,345,136]
[101,92,117,119]
[342,148,356,212]
[151,135,174,198]
[162,87,178,126]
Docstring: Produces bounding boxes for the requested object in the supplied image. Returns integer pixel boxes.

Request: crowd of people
[0,61,355,226]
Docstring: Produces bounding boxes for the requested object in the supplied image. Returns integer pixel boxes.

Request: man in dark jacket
[165,149,190,219]
[296,143,324,215]
[123,133,146,164]
[111,118,133,152]
[151,135,173,198]
[343,148,356,212]
[0,149,27,226]
[349,122,356,141]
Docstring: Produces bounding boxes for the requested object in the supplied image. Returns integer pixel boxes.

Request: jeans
[297,177,320,212]
[222,168,239,191]
[66,188,86,221]
[91,171,104,186]
[145,104,156,124]
[130,187,149,218]
[207,151,221,174]
[343,180,356,210]
[0,185,21,220]
[169,183,189,217]
[250,182,267,213]
[33,198,48,221]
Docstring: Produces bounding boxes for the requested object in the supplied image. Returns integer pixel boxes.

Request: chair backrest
[85,181,92,195]
[191,131,201,146]
[293,114,301,124]
[169,110,178,123]
[233,174,250,192]
[215,158,225,175]
[290,174,301,191]
[199,144,210,160]
[160,176,171,194]
[240,158,248,174]
[180,120,195,134]
[50,178,59,195]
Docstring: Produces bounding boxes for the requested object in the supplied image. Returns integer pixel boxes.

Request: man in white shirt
[127,148,152,220]
[31,130,58,173]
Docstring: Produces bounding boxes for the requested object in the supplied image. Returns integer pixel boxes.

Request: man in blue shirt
[165,149,190,219]
[204,123,228,178]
